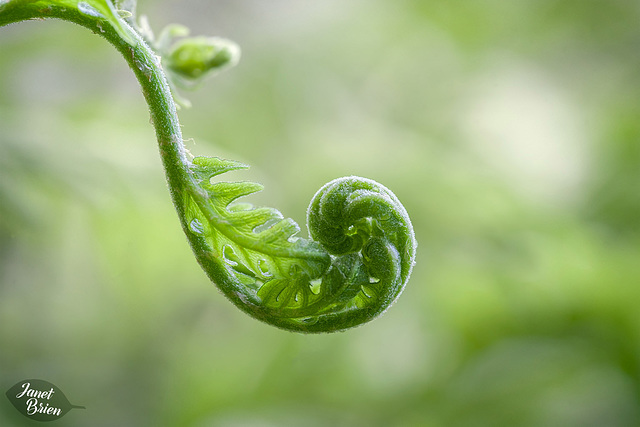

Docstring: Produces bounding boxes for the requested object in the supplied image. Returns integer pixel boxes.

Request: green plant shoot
[0,0,417,332]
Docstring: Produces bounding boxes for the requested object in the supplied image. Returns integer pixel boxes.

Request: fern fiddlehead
[0,0,417,332]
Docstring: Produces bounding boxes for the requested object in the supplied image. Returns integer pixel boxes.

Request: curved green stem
[0,0,417,333]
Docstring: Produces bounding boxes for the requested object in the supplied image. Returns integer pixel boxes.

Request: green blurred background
[2,0,640,425]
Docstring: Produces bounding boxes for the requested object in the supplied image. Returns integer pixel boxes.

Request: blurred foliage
[1,0,640,426]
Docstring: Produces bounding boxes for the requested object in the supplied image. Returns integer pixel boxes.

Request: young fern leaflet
[0,0,417,332]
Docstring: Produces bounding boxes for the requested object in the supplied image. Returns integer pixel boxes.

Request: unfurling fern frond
[183,157,416,332]
[0,0,416,332]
